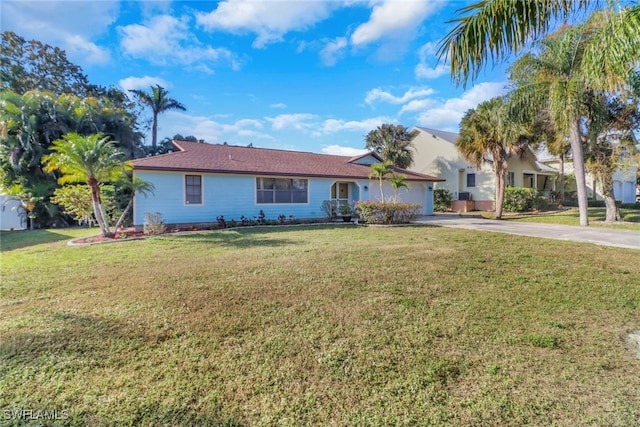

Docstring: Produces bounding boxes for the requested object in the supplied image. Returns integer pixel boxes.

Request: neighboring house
[409,127,557,211]
[131,141,443,227]
[538,153,638,204]
[0,194,27,230]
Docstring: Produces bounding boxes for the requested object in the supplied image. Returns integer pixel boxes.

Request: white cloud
[270,103,287,109]
[415,41,448,79]
[162,112,272,144]
[266,114,317,131]
[319,37,348,66]
[399,99,437,115]
[320,117,393,134]
[415,63,449,79]
[416,82,508,131]
[0,0,118,66]
[118,76,169,92]
[196,0,335,48]
[365,86,435,105]
[321,145,369,156]
[118,14,237,68]
[351,0,443,46]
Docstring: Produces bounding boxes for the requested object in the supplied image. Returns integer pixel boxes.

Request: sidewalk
[416,214,640,250]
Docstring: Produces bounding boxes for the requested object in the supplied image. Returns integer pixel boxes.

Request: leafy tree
[43,133,130,237]
[368,161,394,203]
[439,1,640,225]
[457,96,530,219]
[129,85,186,151]
[388,174,409,202]
[1,31,91,96]
[51,184,118,227]
[365,124,418,168]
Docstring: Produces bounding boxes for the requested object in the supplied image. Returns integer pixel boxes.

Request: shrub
[433,188,453,212]
[503,187,542,212]
[321,200,337,219]
[143,212,166,235]
[355,201,421,224]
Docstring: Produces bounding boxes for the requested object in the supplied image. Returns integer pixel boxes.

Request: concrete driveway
[416,214,640,250]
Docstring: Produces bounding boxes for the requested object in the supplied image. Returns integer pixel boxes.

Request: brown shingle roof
[132,141,443,182]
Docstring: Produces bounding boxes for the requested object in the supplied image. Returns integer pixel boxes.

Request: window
[507,171,515,187]
[256,178,308,204]
[185,175,202,204]
[466,173,476,188]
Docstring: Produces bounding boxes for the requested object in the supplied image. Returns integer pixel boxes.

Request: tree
[457,97,530,219]
[112,177,155,231]
[1,31,91,96]
[439,1,640,226]
[129,85,186,151]
[43,133,130,237]
[369,161,394,203]
[365,124,418,169]
[388,174,409,202]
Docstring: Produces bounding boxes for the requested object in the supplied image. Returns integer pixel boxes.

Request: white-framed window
[506,171,515,187]
[256,177,308,204]
[185,175,202,205]
[466,173,476,188]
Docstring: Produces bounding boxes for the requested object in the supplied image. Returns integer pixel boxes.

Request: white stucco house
[408,127,557,211]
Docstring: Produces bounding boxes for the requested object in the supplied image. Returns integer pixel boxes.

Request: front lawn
[499,207,640,230]
[1,226,639,425]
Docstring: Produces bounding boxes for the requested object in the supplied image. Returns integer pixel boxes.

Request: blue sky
[2,0,511,155]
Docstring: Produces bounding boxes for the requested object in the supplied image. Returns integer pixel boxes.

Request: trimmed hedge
[503,187,546,212]
[355,201,421,224]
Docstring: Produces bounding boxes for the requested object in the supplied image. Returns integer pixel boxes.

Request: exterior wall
[368,180,430,215]
[0,195,27,230]
[550,160,637,203]
[133,171,378,225]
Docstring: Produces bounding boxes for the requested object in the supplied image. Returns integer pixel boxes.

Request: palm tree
[439,1,640,226]
[43,133,129,237]
[365,124,418,169]
[129,85,186,152]
[388,174,409,202]
[509,25,596,225]
[369,161,394,203]
[113,176,155,231]
[457,97,529,219]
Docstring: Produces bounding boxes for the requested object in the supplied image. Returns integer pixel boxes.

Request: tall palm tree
[439,1,640,226]
[509,25,597,226]
[369,161,394,203]
[43,132,129,237]
[365,124,418,169]
[129,85,186,152]
[457,97,529,219]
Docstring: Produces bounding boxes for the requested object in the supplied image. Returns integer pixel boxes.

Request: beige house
[409,127,557,211]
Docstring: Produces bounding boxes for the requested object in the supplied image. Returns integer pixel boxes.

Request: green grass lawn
[497,207,640,230]
[2,226,640,425]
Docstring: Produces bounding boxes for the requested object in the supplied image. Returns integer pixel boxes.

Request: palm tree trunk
[88,179,113,237]
[113,196,134,232]
[152,111,159,150]
[569,118,589,226]
[495,172,505,219]
[379,178,385,203]
[558,154,565,202]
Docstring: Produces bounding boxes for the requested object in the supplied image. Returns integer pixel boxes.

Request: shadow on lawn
[164,224,354,249]
[0,229,90,252]
[1,311,247,426]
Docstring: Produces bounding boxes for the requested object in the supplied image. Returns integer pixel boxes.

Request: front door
[331,182,350,211]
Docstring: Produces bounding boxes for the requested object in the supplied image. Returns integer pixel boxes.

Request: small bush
[503,187,542,212]
[321,200,338,219]
[434,188,453,212]
[355,201,420,224]
[143,212,166,235]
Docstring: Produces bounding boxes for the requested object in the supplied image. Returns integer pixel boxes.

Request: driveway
[416,214,640,250]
